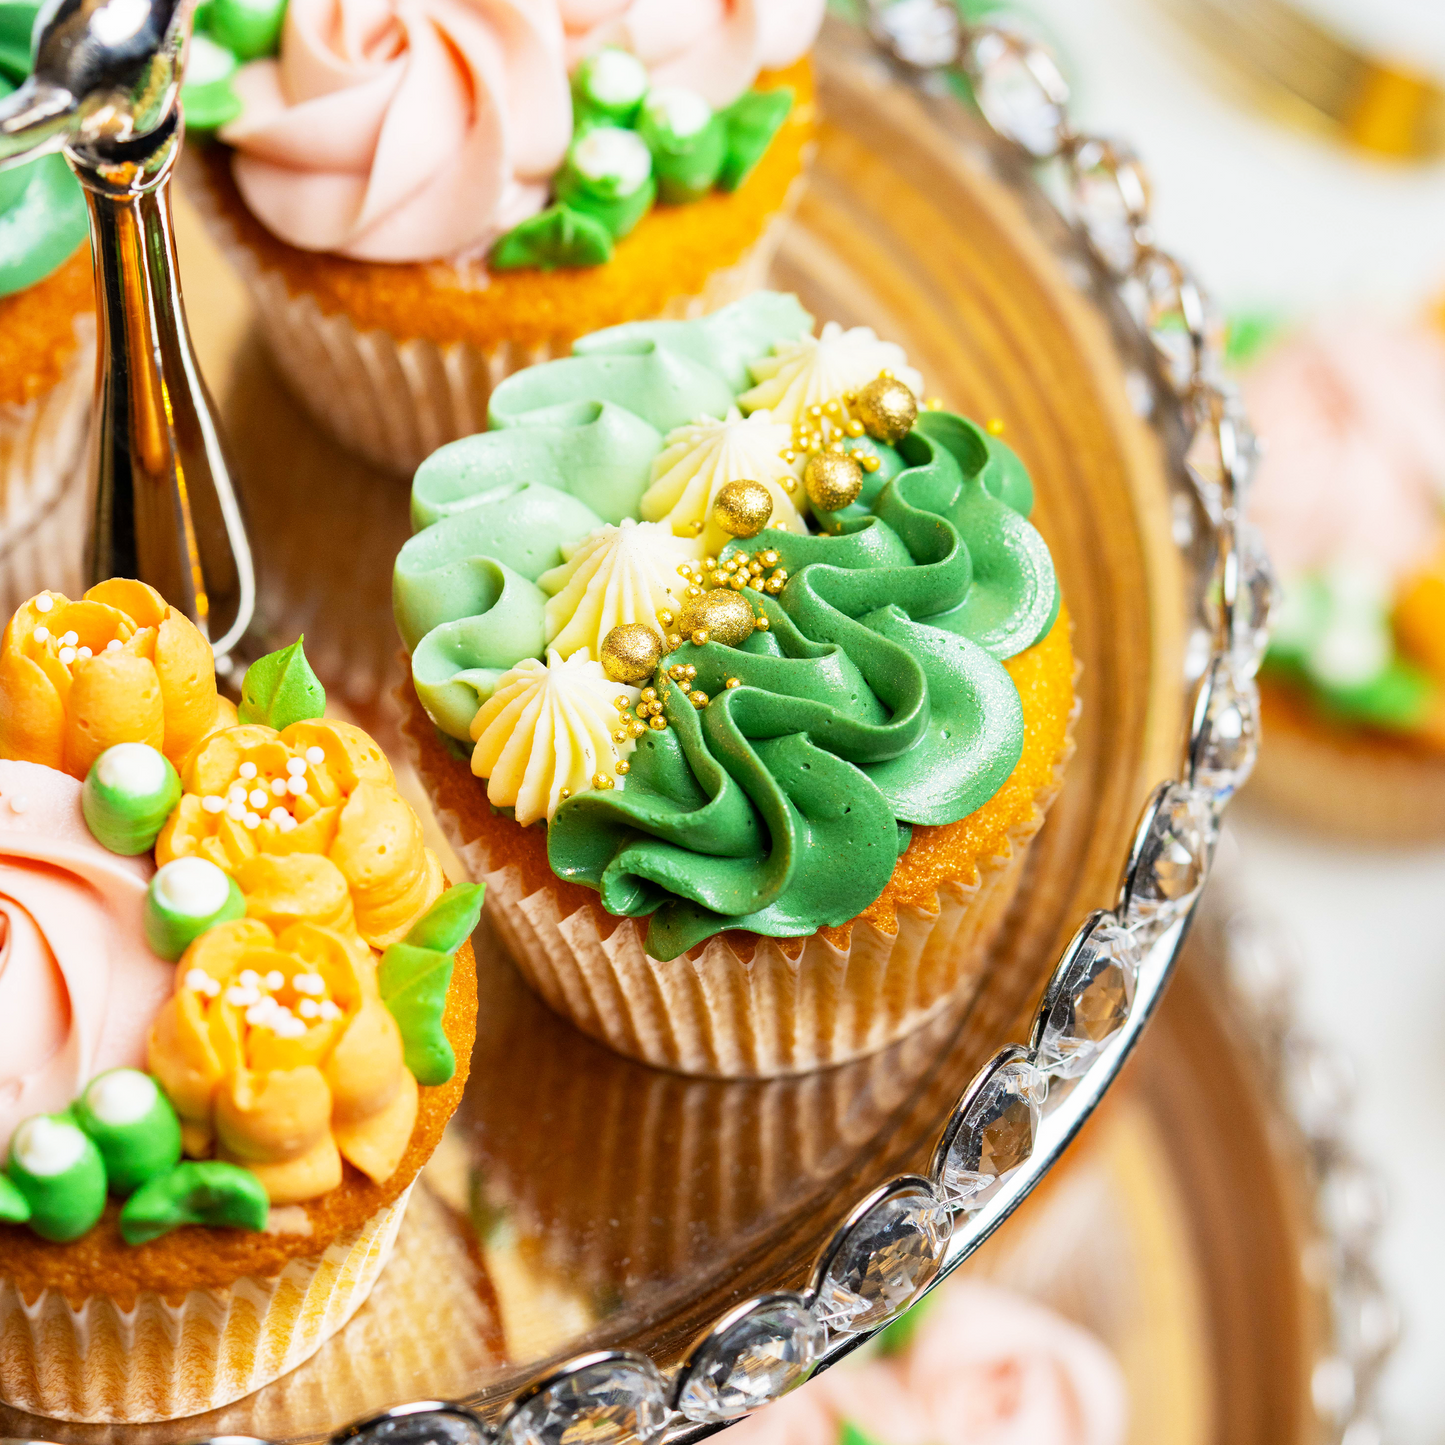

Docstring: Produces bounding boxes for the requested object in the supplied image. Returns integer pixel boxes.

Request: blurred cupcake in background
[0,1,94,609]
[183,0,823,473]
[1240,313,1445,841]
[725,1279,1127,1445]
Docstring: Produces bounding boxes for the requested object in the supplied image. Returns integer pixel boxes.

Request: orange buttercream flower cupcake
[0,579,231,780]
[0,587,480,1423]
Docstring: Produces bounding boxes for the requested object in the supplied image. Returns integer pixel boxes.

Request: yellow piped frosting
[147,917,417,1205]
[156,717,444,948]
[739,322,924,427]
[540,519,698,659]
[0,580,231,780]
[470,651,638,826]
[640,408,807,552]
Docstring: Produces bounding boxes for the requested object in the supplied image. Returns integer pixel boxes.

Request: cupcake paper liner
[410,685,1075,1078]
[0,317,94,615]
[0,1183,412,1424]
[189,162,797,476]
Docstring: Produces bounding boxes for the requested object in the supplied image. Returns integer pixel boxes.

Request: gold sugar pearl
[846,419,865,438]
[649,714,668,731]
[600,623,664,686]
[986,417,1006,436]
[658,608,675,628]
[765,577,784,595]
[614,695,632,711]
[754,614,770,631]
[860,454,881,473]
[612,728,629,743]
[804,450,864,512]
[712,479,774,539]
[689,690,709,709]
[691,628,710,646]
[679,588,755,648]
[685,585,703,600]
[616,760,631,775]
[641,687,657,703]
[725,677,741,689]
[855,374,919,444]
[592,772,615,790]
[667,632,683,650]
[560,788,571,800]
[759,550,779,568]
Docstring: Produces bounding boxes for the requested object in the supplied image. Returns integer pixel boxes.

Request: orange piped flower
[147,917,418,1205]
[156,717,444,947]
[0,580,231,779]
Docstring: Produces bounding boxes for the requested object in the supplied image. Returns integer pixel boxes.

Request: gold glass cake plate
[0,19,1323,1445]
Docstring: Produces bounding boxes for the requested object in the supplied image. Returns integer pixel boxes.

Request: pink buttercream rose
[728,1282,1128,1445]
[222,0,573,261]
[0,760,173,1157]
[560,0,826,106]
[1244,317,1445,587]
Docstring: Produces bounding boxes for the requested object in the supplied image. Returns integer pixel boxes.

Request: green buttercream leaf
[0,1172,29,1223]
[380,944,457,1086]
[718,87,793,191]
[404,882,485,954]
[118,1161,269,1245]
[0,148,88,298]
[238,636,325,729]
[207,0,286,60]
[0,2,37,85]
[490,204,614,272]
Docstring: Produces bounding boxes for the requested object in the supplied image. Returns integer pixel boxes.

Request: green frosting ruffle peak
[395,293,1059,958]
[0,4,88,299]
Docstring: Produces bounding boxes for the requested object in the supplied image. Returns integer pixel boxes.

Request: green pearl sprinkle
[555,126,656,240]
[119,1161,270,1246]
[637,87,727,204]
[82,743,182,855]
[144,857,246,962]
[7,1115,107,1242]
[74,1070,183,1196]
[572,47,649,128]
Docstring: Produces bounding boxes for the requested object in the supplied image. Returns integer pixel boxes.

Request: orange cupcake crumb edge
[0,247,94,411]
[0,935,478,1308]
[404,606,1076,958]
[193,59,816,352]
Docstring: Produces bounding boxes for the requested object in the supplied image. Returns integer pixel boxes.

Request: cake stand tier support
[0,0,254,662]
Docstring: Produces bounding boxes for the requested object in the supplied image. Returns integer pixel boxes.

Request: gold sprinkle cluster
[678,549,789,600]
[613,689,667,740]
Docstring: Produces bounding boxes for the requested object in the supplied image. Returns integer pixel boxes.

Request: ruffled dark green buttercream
[395,294,1059,958]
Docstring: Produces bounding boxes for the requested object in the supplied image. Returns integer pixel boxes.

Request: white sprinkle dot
[287,776,308,797]
[286,758,307,777]
[271,776,288,796]
[106,639,123,652]
[76,646,92,661]
[240,971,259,986]
[58,647,76,665]
[202,794,226,814]
[248,788,268,810]
[293,973,325,995]
[31,626,48,644]
[60,631,78,648]
[225,984,256,1007]
[268,805,290,824]
[185,967,210,992]
[238,762,258,780]
[320,999,342,1021]
[34,595,53,613]
[227,783,247,803]
[305,746,324,765]
[9,795,28,815]
[298,998,320,1019]
[265,970,284,991]
[244,811,261,830]
[227,800,246,821]
[278,814,298,833]
[204,977,221,997]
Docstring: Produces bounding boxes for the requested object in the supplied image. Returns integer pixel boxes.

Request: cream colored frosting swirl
[541,518,698,657]
[740,322,925,428]
[222,0,572,262]
[0,760,173,1157]
[641,408,807,550]
[560,0,826,107]
[470,652,637,824]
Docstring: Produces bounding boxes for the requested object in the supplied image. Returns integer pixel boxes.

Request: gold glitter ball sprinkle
[804,450,864,512]
[691,628,710,646]
[612,728,629,744]
[592,772,614,790]
[712,479,773,538]
[689,690,709,709]
[755,614,770,630]
[725,677,741,689]
[649,714,668,731]
[679,587,755,648]
[600,623,663,685]
[616,760,630,775]
[856,375,919,444]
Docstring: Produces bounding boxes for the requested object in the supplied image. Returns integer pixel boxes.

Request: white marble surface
[1020,2,1445,1438]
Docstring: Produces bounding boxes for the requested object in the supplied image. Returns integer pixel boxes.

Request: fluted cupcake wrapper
[187,160,797,477]
[0,318,94,616]
[0,1184,412,1424]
